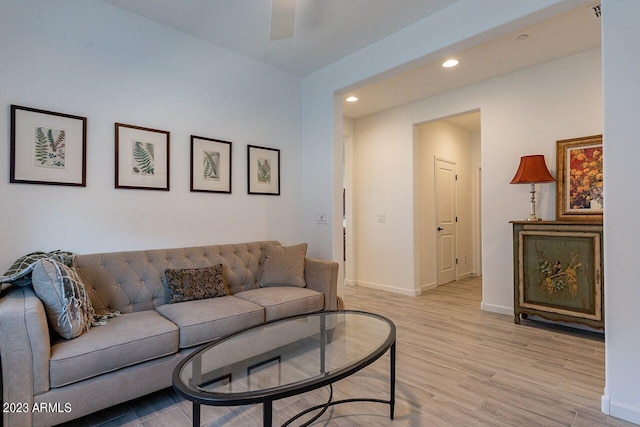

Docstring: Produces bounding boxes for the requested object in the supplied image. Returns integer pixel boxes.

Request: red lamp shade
[510,155,555,184]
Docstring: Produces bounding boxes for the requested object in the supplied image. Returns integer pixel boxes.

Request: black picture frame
[115,123,170,191]
[190,136,232,194]
[10,105,87,187]
[247,145,280,195]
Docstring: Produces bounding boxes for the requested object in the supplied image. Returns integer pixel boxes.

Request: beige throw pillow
[258,243,307,288]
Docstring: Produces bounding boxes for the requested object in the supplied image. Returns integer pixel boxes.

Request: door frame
[473,165,482,276]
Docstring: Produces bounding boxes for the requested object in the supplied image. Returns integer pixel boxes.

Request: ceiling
[99,1,601,123]
[343,4,601,119]
[443,111,481,133]
[100,0,459,77]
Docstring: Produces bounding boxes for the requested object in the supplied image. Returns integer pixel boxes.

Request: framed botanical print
[115,123,170,191]
[247,145,280,195]
[10,105,87,186]
[190,136,232,193]
[556,134,603,222]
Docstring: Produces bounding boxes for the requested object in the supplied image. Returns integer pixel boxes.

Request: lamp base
[526,183,543,221]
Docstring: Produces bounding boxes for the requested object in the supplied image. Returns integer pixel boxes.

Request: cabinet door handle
[437,226,444,231]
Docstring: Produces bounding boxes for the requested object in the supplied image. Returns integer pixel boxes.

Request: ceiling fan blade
[270,0,296,41]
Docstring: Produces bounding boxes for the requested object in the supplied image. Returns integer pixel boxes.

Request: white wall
[349,108,417,294]
[346,48,601,304]
[0,0,303,269]
[601,0,640,423]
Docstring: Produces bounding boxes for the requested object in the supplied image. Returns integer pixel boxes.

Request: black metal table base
[192,386,394,427]
[282,384,395,427]
[192,402,200,427]
[278,340,395,427]
[191,341,396,426]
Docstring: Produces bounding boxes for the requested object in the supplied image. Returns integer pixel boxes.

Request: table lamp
[510,154,555,221]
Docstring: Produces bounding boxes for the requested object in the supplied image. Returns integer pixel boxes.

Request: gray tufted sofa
[0,241,339,427]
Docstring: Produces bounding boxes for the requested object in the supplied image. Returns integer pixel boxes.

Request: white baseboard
[420,282,437,293]
[458,272,475,280]
[481,302,513,316]
[350,280,421,296]
[601,394,640,424]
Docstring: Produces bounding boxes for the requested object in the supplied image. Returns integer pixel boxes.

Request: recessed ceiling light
[345,96,359,103]
[442,59,459,68]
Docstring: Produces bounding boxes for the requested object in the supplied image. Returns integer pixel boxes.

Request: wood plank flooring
[63,277,636,427]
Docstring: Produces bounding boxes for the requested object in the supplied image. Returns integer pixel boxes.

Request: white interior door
[435,157,458,285]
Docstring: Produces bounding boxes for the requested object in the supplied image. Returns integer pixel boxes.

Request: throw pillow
[258,243,307,288]
[164,264,229,304]
[31,259,95,340]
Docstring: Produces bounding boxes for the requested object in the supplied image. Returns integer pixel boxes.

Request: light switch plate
[316,212,328,224]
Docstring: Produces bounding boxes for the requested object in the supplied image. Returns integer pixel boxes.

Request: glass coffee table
[173,310,396,427]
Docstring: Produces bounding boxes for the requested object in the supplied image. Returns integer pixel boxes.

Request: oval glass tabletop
[173,310,395,406]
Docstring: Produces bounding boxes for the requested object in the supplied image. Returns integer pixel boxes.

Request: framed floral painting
[115,123,170,191]
[10,105,87,186]
[556,135,603,222]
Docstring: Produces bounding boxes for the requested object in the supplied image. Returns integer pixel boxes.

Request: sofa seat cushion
[234,287,324,321]
[155,295,264,349]
[49,310,179,388]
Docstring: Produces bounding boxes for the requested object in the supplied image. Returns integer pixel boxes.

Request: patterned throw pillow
[258,243,307,288]
[164,264,229,304]
[31,259,95,340]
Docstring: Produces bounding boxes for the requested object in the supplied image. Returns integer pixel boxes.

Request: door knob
[437,226,444,231]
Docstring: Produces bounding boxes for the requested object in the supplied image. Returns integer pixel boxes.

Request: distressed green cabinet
[511,221,604,330]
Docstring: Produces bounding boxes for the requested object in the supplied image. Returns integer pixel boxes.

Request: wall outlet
[377,213,386,223]
[316,212,328,224]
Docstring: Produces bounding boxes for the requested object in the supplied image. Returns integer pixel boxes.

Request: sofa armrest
[304,258,339,311]
[0,286,51,426]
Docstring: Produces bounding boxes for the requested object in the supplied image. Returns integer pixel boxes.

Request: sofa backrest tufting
[74,241,279,313]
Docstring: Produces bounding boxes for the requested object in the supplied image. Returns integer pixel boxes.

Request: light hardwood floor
[64,277,636,426]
